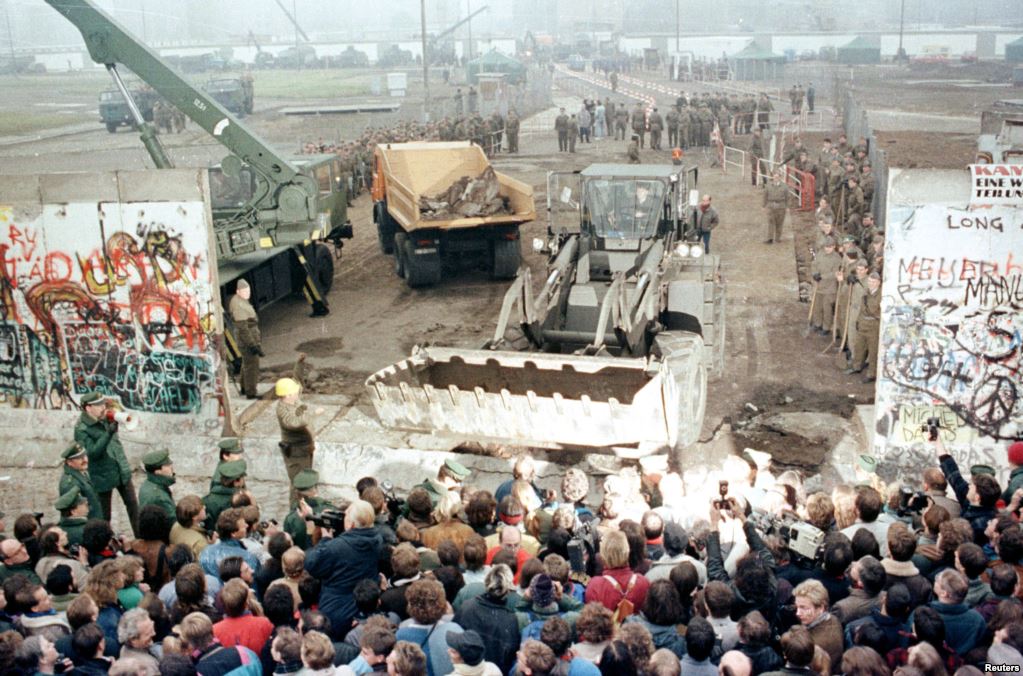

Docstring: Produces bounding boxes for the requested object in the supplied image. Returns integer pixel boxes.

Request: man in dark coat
[453,564,520,674]
[303,499,384,638]
[74,392,137,534]
[58,443,102,520]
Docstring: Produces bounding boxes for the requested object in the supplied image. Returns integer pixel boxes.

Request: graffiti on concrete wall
[0,198,219,414]
[875,186,1022,479]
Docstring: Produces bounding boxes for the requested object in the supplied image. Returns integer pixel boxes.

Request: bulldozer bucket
[365,343,706,452]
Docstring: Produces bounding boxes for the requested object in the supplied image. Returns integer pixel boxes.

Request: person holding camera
[74,392,137,534]
[303,499,383,638]
[283,470,337,551]
[934,437,1000,546]
[706,497,779,625]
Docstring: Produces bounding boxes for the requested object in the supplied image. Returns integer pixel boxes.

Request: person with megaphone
[74,392,138,535]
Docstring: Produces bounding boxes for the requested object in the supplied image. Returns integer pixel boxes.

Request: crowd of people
[8,398,1023,676]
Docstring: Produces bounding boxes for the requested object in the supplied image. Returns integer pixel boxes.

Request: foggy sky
[5,0,1022,50]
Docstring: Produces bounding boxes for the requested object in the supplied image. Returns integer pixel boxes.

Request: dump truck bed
[375,141,535,231]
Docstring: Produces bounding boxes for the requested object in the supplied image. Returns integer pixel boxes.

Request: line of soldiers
[300,111,521,200]
[153,101,186,134]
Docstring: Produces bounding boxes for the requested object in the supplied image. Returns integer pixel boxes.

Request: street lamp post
[421,0,430,108]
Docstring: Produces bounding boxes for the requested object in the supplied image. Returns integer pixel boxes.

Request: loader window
[210,167,254,208]
[584,179,665,239]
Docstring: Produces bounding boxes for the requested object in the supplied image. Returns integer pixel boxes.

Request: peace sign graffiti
[970,374,1018,430]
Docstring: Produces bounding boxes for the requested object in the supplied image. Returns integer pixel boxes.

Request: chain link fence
[840,83,889,229]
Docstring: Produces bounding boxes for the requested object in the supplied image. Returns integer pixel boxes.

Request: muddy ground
[0,62,993,470]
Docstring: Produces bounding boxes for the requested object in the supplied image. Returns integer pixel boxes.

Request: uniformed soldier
[202,459,246,532]
[749,129,765,187]
[414,459,471,509]
[860,163,876,211]
[282,469,337,550]
[609,71,618,92]
[848,272,883,383]
[505,110,520,154]
[275,378,323,489]
[782,138,807,166]
[756,94,773,131]
[827,159,844,222]
[555,108,569,152]
[763,171,789,244]
[58,442,102,521]
[55,487,90,548]
[666,107,680,148]
[810,237,842,335]
[614,103,629,141]
[648,108,664,150]
[630,103,646,148]
[844,175,865,229]
[210,437,244,491]
[454,88,464,116]
[137,449,176,525]
[467,86,478,115]
[75,392,137,534]
[567,115,578,153]
[627,134,641,164]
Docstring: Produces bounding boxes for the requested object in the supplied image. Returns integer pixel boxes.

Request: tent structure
[837,36,882,65]
[467,50,527,85]
[1007,36,1023,64]
[728,41,785,81]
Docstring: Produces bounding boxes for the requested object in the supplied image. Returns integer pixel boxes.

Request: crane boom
[46,0,319,240]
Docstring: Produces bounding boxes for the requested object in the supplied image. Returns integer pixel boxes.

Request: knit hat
[530,573,557,609]
[1008,441,1023,466]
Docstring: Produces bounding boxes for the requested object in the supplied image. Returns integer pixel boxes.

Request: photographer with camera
[282,470,337,551]
[35,525,90,591]
[840,487,891,557]
[74,392,137,535]
[706,497,779,626]
[933,437,1000,546]
[302,499,383,638]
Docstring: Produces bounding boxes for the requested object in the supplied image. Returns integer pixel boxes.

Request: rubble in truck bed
[418,166,513,220]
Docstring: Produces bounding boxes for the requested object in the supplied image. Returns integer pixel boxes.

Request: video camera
[567,519,599,575]
[897,487,929,517]
[748,510,825,562]
[380,480,406,523]
[713,480,731,510]
[921,416,941,442]
[306,508,346,533]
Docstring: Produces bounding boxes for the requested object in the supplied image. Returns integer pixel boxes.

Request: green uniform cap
[219,459,247,480]
[55,486,83,511]
[970,464,996,477]
[857,454,877,474]
[61,443,86,461]
[80,392,106,406]
[143,449,172,471]
[293,469,319,491]
[218,437,243,454]
[843,235,857,243]
[444,458,471,480]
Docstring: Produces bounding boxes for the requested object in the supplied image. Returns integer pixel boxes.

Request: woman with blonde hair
[84,559,126,656]
[832,485,858,530]
[421,492,474,556]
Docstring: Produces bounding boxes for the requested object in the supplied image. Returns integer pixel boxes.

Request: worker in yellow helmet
[276,375,324,490]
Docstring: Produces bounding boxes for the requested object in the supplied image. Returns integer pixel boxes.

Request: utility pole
[2,0,15,71]
[140,0,147,43]
[421,0,430,107]
[675,0,680,52]
[466,0,473,62]
[897,0,906,61]
[292,0,299,48]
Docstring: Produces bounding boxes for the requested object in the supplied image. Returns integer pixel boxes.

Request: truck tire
[105,122,118,133]
[491,237,521,279]
[393,232,408,278]
[402,239,442,288]
[313,243,334,294]
[653,332,707,454]
[376,203,396,255]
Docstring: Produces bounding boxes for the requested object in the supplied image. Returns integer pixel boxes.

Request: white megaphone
[105,408,139,431]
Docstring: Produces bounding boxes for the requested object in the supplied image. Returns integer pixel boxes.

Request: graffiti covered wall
[0,170,222,417]
[874,169,1022,480]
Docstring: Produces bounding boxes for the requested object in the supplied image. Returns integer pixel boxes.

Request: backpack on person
[602,574,638,625]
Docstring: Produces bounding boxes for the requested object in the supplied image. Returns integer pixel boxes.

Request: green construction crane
[46,0,350,318]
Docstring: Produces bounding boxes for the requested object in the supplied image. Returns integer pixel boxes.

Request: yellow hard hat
[275,378,301,397]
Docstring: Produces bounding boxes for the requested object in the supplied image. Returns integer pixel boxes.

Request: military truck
[366,164,725,457]
[203,77,254,116]
[977,99,1023,164]
[372,141,535,288]
[49,0,352,356]
[99,87,156,132]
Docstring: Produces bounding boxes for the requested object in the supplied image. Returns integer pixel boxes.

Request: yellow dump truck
[371,141,536,287]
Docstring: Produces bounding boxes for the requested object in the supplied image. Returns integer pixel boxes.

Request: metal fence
[841,85,889,229]
[424,66,554,122]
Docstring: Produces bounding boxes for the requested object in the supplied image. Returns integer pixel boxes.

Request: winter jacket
[453,593,521,675]
[831,588,881,626]
[707,522,779,625]
[881,559,932,607]
[193,642,262,676]
[584,566,649,614]
[625,615,686,658]
[305,527,384,636]
[395,620,463,676]
[843,608,911,652]
[200,539,261,580]
[74,412,130,493]
[940,454,997,545]
[97,604,123,657]
[807,612,844,668]
[913,601,986,655]
[74,657,113,676]
[737,643,782,676]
